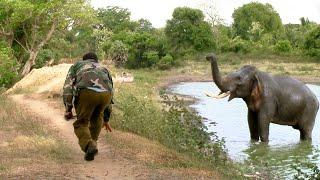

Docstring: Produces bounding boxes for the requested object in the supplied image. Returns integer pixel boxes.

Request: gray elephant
[206,53,319,142]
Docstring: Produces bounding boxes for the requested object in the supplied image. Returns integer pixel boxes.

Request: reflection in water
[244,142,315,178]
[172,82,320,178]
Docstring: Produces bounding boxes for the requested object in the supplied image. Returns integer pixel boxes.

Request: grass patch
[0,95,73,177]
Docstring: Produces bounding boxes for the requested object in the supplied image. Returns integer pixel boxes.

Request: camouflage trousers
[74,89,112,152]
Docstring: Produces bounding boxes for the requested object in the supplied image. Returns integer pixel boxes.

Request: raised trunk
[206,54,228,92]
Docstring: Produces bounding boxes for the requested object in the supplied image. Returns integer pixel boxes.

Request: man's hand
[64,111,73,120]
[104,122,112,132]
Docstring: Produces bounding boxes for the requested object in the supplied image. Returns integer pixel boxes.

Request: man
[63,52,113,161]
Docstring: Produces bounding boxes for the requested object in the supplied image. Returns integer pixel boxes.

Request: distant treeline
[0,1,319,87]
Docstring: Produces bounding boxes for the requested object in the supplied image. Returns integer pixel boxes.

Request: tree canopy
[165,7,215,55]
[232,2,283,40]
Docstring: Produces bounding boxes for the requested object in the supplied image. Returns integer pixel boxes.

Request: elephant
[206,53,319,142]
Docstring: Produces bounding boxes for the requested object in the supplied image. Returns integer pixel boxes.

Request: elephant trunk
[206,53,228,93]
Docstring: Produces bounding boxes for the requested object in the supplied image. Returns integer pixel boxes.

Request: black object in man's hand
[64,111,73,120]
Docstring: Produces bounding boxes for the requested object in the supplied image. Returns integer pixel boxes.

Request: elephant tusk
[205,91,230,99]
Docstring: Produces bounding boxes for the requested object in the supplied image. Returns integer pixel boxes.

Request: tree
[136,19,154,32]
[165,7,215,55]
[232,2,283,40]
[0,0,95,76]
[96,6,136,32]
[200,1,228,53]
[304,26,320,58]
[200,0,224,27]
[0,0,31,47]
[110,40,128,67]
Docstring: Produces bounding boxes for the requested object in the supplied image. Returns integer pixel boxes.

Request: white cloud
[91,0,320,28]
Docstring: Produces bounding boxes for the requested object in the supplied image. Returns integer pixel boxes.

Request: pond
[171,82,320,178]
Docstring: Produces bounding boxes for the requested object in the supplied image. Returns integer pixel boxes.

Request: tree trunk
[20,22,56,76]
[21,50,38,77]
[206,54,228,92]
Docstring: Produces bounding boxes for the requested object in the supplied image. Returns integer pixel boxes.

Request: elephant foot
[300,135,312,141]
[250,137,259,142]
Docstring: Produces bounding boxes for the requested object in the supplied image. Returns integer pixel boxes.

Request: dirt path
[10,94,150,179]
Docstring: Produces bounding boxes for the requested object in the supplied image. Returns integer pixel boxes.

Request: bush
[304,26,320,58]
[112,92,227,165]
[230,37,251,53]
[110,40,128,68]
[157,54,174,70]
[274,40,292,53]
[35,49,55,68]
[144,50,159,66]
[0,41,19,88]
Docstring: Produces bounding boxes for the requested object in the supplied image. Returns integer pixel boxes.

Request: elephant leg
[299,104,317,141]
[299,129,312,140]
[258,113,271,142]
[248,111,259,141]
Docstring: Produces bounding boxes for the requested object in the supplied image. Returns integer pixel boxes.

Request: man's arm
[63,65,76,113]
[103,105,113,132]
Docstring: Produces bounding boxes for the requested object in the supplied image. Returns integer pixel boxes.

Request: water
[171,82,320,178]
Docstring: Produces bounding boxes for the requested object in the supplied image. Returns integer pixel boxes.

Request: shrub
[35,49,55,68]
[0,41,19,88]
[110,40,128,68]
[230,37,251,53]
[144,50,159,66]
[274,40,292,53]
[157,54,174,70]
[112,92,227,165]
[304,26,320,58]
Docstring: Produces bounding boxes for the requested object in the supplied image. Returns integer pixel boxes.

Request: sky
[91,0,320,28]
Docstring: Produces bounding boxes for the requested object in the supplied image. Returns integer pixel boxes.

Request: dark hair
[83,52,98,61]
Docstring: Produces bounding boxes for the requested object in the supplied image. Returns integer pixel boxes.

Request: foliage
[0,0,96,75]
[110,40,128,67]
[248,22,264,42]
[165,7,215,56]
[114,30,170,68]
[112,92,227,166]
[0,41,18,87]
[144,51,159,66]
[215,25,233,53]
[96,6,136,32]
[136,19,154,32]
[304,26,320,58]
[35,49,55,68]
[229,37,251,53]
[157,54,174,70]
[92,28,113,59]
[232,2,283,40]
[274,40,292,53]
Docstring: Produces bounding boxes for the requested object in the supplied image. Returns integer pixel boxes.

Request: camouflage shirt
[63,59,113,110]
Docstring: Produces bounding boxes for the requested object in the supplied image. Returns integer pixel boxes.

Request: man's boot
[84,141,98,161]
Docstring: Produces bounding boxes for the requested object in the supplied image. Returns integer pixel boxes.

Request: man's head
[83,52,98,62]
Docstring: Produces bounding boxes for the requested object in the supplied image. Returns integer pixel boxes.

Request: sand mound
[6,63,134,95]
[6,64,72,94]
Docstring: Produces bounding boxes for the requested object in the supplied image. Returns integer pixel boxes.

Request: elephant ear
[249,74,263,111]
